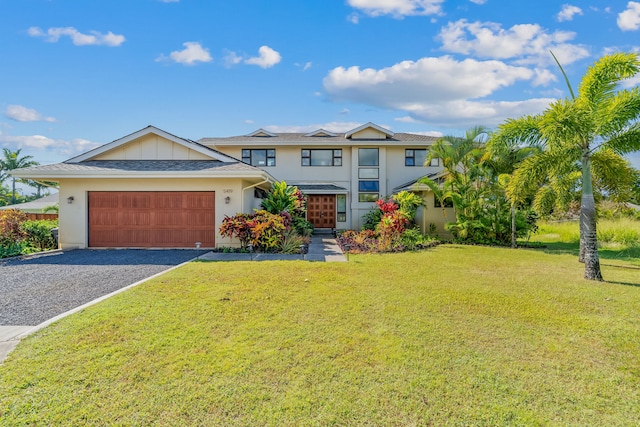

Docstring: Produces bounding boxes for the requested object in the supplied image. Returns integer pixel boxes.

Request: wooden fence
[25,213,58,221]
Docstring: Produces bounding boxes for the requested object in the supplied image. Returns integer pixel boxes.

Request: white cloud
[621,74,640,88]
[557,4,583,22]
[412,130,444,137]
[338,108,350,115]
[323,55,556,127]
[438,19,590,66]
[469,0,486,4]
[158,42,212,65]
[159,0,179,2]
[28,26,125,46]
[5,105,56,123]
[618,1,640,31]
[347,0,444,18]
[264,122,365,133]
[245,46,281,68]
[0,134,101,158]
[395,116,420,123]
[303,62,312,71]
[223,50,243,67]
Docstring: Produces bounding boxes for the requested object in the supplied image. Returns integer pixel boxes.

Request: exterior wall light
[224,196,231,204]
[67,196,74,204]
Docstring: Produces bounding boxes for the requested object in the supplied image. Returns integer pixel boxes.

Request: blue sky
[1,0,640,169]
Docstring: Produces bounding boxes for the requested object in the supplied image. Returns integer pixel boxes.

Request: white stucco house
[11,122,454,249]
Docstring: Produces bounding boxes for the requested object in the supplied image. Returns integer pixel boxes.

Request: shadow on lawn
[534,241,640,264]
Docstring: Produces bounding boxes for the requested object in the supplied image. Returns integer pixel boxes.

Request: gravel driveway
[0,249,205,326]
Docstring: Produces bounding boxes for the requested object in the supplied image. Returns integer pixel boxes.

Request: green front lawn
[1,245,640,425]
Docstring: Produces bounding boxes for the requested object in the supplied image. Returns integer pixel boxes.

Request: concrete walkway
[197,232,347,262]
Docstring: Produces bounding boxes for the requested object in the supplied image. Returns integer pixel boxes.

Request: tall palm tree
[492,52,640,281]
[0,148,39,204]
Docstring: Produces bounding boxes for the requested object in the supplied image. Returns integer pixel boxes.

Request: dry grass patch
[1,246,640,425]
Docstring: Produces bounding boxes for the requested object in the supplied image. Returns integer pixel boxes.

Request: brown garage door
[89,191,215,248]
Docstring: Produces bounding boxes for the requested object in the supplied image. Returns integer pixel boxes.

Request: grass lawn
[1,244,640,425]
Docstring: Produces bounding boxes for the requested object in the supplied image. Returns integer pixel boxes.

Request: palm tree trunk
[511,203,517,248]
[11,177,16,204]
[580,151,603,281]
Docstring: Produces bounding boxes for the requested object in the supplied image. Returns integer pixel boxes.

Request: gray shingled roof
[393,172,442,192]
[0,193,59,212]
[14,160,260,174]
[295,184,348,192]
[200,132,438,145]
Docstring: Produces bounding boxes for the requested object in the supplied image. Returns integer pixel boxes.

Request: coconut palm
[491,52,640,281]
[0,148,39,204]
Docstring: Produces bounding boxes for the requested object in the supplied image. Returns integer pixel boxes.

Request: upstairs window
[405,149,438,166]
[301,149,342,166]
[242,149,276,167]
[358,148,379,166]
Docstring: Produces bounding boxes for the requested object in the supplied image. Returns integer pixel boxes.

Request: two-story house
[200,122,449,231]
[10,123,454,249]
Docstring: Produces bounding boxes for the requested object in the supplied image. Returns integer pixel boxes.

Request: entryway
[307,194,336,229]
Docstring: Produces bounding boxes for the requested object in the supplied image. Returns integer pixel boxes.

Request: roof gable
[67,126,237,163]
[345,122,394,140]
[304,129,337,137]
[247,128,277,137]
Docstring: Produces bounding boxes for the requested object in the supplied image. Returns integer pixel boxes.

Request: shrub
[219,210,287,252]
[292,216,314,237]
[21,219,58,251]
[393,191,424,222]
[249,210,286,252]
[0,209,28,244]
[279,230,308,254]
[219,213,253,249]
[0,240,27,258]
[362,206,383,230]
[261,181,306,217]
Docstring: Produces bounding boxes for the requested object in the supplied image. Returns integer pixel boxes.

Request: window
[358,168,378,179]
[358,181,379,192]
[337,194,347,222]
[242,149,275,166]
[358,148,379,166]
[405,149,427,166]
[434,197,454,208]
[301,149,342,166]
[359,193,379,202]
[358,180,379,202]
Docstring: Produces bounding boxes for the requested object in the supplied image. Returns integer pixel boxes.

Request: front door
[307,194,336,229]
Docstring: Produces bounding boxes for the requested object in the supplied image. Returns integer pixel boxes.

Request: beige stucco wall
[56,178,265,249]
[94,134,211,160]
[415,192,455,237]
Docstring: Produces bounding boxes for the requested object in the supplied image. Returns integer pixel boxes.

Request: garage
[89,191,215,248]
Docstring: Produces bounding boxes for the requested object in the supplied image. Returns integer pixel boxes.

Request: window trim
[358,148,379,166]
[242,148,276,167]
[301,149,342,166]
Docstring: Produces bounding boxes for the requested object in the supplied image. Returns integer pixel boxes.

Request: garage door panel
[121,211,151,226]
[121,193,152,209]
[155,212,184,227]
[89,191,215,248]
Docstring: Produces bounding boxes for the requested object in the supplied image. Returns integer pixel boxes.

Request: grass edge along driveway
[1,245,639,426]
